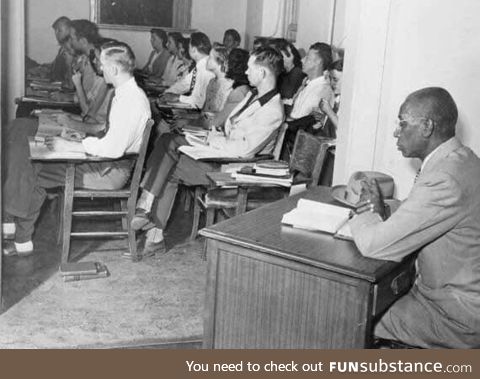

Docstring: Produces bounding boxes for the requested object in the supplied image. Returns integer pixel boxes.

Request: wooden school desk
[200,186,416,348]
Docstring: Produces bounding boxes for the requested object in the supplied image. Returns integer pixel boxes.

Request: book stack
[60,261,109,282]
[232,160,293,187]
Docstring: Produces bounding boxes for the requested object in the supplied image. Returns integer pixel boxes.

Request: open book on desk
[281,198,353,240]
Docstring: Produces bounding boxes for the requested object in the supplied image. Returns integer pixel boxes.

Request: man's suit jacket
[350,137,480,333]
[209,91,285,158]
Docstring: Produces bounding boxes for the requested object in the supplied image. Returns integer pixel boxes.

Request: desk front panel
[204,240,373,349]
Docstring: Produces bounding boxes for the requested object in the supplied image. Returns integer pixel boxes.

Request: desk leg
[235,187,248,215]
[61,163,75,264]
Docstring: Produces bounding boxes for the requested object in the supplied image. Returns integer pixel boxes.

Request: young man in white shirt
[160,32,215,109]
[284,42,334,154]
[2,41,151,256]
[132,47,285,256]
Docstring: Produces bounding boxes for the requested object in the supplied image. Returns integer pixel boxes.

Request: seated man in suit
[160,32,215,109]
[133,47,285,256]
[350,87,480,348]
[2,41,151,256]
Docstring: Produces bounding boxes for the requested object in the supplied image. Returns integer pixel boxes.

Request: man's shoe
[142,239,166,258]
[131,208,151,231]
[2,241,34,257]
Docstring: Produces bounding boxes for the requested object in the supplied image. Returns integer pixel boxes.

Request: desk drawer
[372,258,416,317]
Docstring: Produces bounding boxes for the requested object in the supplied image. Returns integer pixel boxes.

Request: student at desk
[350,87,480,348]
[175,45,250,129]
[160,32,215,109]
[2,42,151,257]
[161,32,187,87]
[131,47,284,256]
[141,28,171,82]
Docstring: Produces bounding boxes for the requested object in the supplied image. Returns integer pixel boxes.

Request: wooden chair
[188,123,288,240]
[60,119,154,263]
[196,130,336,237]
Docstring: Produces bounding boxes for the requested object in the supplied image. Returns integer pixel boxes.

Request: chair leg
[190,187,204,241]
[56,192,64,246]
[125,197,140,262]
[120,199,128,230]
[205,208,215,227]
[61,164,75,264]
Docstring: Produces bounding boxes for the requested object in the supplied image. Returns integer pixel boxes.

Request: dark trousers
[140,132,218,229]
[2,118,131,243]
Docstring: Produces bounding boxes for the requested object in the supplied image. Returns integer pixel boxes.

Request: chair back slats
[290,130,335,187]
[272,122,288,160]
[128,119,154,201]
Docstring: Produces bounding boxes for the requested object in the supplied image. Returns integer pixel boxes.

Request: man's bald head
[402,87,458,140]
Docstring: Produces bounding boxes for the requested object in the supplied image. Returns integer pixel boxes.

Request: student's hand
[45,136,75,152]
[72,72,82,87]
[55,113,71,127]
[312,110,326,124]
[319,98,333,115]
[160,93,179,103]
[356,179,387,220]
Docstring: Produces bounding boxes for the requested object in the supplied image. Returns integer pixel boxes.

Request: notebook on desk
[281,198,353,240]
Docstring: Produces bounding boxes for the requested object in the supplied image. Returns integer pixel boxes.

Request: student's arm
[350,172,464,261]
[84,82,110,122]
[72,72,89,114]
[56,113,105,135]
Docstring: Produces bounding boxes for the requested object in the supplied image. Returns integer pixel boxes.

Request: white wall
[245,0,263,48]
[334,0,480,198]
[296,0,335,49]
[191,0,248,47]
[25,0,89,64]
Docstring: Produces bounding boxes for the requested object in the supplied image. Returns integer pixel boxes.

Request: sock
[146,227,164,243]
[14,240,33,253]
[2,223,16,235]
[137,190,155,212]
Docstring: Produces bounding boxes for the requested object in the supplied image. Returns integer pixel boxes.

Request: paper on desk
[28,137,86,160]
[37,114,64,136]
[178,145,239,160]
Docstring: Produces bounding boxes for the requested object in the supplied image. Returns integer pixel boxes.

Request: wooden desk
[200,186,416,348]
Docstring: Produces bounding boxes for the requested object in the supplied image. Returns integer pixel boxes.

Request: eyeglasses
[395,116,429,129]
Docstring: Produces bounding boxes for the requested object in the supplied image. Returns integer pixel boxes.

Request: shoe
[131,208,151,231]
[142,239,166,258]
[2,241,34,257]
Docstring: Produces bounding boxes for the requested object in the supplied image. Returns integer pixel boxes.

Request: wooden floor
[1,193,206,349]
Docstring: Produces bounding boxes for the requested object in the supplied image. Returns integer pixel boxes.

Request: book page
[282,199,351,234]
